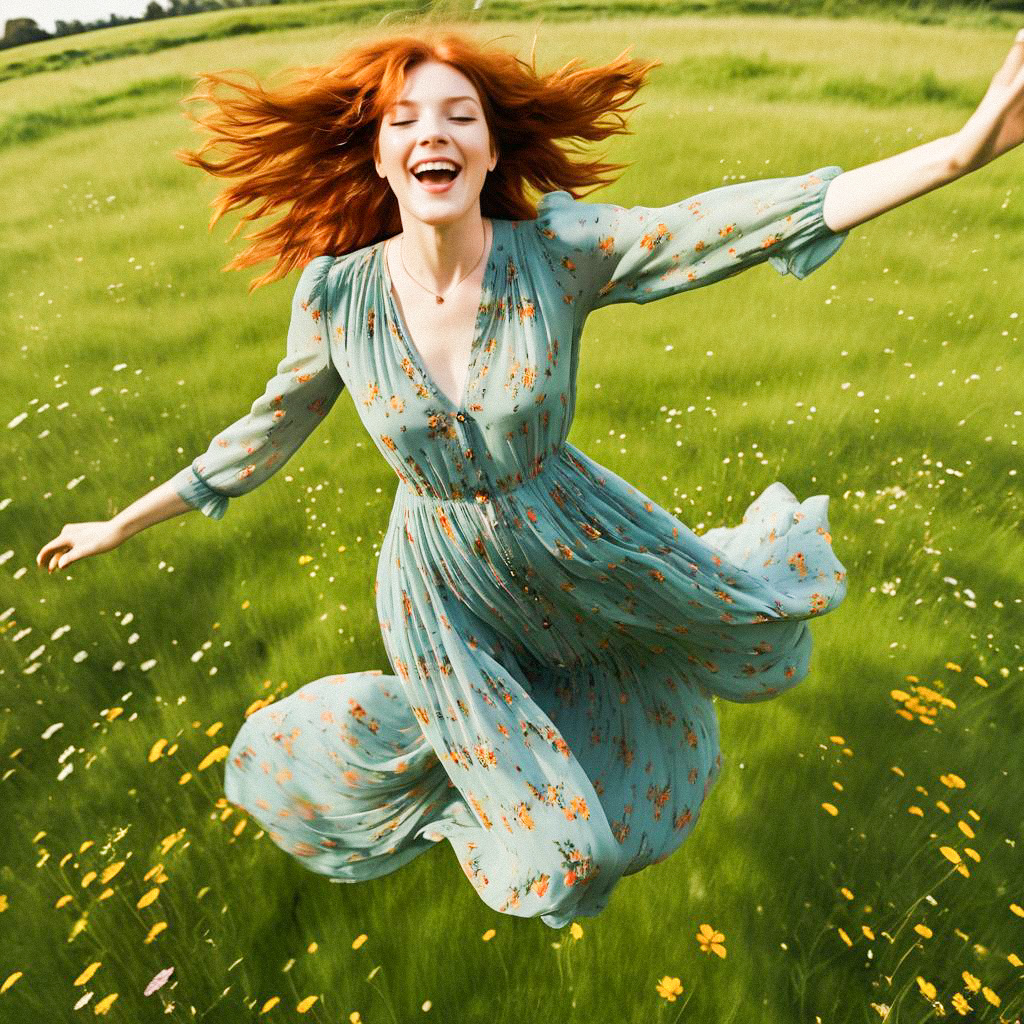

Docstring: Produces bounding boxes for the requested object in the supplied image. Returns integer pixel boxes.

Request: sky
[4,1,156,33]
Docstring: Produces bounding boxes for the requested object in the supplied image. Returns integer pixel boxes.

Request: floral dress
[169,165,850,928]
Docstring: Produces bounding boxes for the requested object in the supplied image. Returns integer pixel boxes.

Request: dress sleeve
[533,165,849,321]
[168,254,344,521]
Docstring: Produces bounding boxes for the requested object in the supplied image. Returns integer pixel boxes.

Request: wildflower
[696,923,726,958]
[951,992,971,1015]
[656,976,683,1001]
[144,967,174,996]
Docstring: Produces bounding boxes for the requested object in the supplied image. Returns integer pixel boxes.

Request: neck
[397,209,489,291]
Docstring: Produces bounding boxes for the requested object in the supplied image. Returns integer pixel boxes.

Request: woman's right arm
[115,480,197,536]
[37,254,345,573]
[36,481,195,574]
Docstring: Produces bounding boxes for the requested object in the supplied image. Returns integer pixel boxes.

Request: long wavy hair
[175,27,661,292]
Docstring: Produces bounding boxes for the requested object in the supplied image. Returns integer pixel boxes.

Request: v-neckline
[378,218,502,418]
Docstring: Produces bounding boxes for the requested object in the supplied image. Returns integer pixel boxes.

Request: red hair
[175,27,661,292]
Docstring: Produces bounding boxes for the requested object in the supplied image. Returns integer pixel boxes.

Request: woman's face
[374,59,497,228]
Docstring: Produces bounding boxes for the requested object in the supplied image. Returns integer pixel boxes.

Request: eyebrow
[390,96,479,108]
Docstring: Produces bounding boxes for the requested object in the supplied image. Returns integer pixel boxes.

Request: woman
[36,28,1024,928]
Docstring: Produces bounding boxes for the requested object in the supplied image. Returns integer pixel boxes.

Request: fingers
[38,541,71,573]
[37,542,58,569]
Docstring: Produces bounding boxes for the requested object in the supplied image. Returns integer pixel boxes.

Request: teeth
[413,160,460,175]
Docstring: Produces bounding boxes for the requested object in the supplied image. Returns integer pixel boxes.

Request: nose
[415,112,450,145]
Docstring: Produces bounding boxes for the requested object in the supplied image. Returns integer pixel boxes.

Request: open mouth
[411,164,461,189]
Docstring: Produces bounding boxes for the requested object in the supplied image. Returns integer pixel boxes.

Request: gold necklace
[396,221,489,305]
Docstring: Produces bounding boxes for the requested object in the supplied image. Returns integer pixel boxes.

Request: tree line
[1,0,286,50]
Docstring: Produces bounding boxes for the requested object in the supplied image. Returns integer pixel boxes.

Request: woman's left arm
[824,30,1024,234]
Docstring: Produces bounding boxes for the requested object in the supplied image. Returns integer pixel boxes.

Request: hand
[950,29,1024,174]
[36,520,127,575]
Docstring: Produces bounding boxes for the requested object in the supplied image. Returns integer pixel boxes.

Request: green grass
[2,0,1023,85]
[2,7,1024,1023]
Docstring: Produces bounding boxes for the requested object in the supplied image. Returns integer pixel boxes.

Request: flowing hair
[175,26,662,292]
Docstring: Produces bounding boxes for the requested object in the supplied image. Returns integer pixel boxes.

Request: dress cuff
[768,166,849,281]
[169,465,229,521]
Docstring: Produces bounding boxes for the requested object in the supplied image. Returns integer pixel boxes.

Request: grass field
[2,3,1024,1021]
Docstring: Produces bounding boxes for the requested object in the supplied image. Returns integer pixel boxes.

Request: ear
[372,134,385,178]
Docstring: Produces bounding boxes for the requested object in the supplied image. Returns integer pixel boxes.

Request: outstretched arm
[166,254,345,521]
[824,30,1024,234]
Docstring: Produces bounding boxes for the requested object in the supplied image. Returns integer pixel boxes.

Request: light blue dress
[169,166,850,928]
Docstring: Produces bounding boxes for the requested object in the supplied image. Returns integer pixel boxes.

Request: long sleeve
[533,165,849,324]
[168,254,345,521]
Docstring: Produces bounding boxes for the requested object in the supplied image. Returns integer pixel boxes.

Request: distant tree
[145,1,167,17]
[2,17,50,47]
[54,18,86,36]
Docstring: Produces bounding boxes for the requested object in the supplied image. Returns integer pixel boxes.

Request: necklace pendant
[435,295,444,304]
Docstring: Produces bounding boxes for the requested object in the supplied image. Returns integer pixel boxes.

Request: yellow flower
[297,995,319,1013]
[569,922,583,940]
[951,992,971,1015]
[961,970,981,993]
[136,888,160,909]
[981,986,1000,1007]
[198,745,229,771]
[916,976,936,1000]
[482,929,496,941]
[696,924,726,958]
[93,993,118,1015]
[914,924,933,939]
[74,962,101,986]
[656,976,683,1001]
[100,861,125,884]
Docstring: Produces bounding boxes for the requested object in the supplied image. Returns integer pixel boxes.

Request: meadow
[2,2,1023,1021]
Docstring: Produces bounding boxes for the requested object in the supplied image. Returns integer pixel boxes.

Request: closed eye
[391,117,476,126]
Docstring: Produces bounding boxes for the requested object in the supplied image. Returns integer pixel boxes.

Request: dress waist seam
[399,442,569,506]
